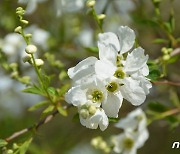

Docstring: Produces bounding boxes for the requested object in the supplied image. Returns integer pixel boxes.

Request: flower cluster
[112,108,149,154]
[65,26,152,131]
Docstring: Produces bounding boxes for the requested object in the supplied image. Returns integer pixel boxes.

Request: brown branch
[5,105,72,142]
[152,80,180,86]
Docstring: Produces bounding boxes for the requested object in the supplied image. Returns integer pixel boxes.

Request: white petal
[136,129,149,148]
[124,47,148,73]
[65,86,87,106]
[102,92,123,118]
[117,26,135,54]
[95,60,116,79]
[68,56,97,82]
[120,77,146,106]
[98,32,120,51]
[141,64,149,76]
[98,43,117,65]
[99,109,109,131]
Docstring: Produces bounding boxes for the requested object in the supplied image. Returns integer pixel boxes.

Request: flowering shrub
[0,0,180,154]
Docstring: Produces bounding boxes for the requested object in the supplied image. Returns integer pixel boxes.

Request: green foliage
[14,138,33,154]
[22,85,46,96]
[28,101,49,111]
[57,104,68,117]
[147,61,161,81]
[0,139,8,148]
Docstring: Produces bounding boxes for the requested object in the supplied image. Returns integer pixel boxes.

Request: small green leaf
[85,47,98,53]
[57,105,67,116]
[0,139,8,148]
[42,105,54,114]
[22,85,45,96]
[169,89,180,107]
[14,138,33,154]
[57,84,70,96]
[153,38,168,44]
[148,101,168,113]
[28,101,49,111]
[147,61,161,81]
[47,87,57,96]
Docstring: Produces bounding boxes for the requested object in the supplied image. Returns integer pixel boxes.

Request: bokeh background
[0,0,180,153]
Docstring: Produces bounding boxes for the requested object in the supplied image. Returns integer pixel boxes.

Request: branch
[152,80,180,86]
[5,105,72,142]
[170,48,180,57]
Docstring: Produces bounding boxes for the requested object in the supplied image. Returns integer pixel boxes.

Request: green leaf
[47,87,57,96]
[28,101,49,111]
[147,61,161,81]
[57,105,67,116]
[0,139,8,148]
[57,84,70,96]
[153,38,168,44]
[22,85,46,96]
[14,138,33,154]
[169,89,180,107]
[167,55,180,64]
[148,101,168,113]
[42,105,54,114]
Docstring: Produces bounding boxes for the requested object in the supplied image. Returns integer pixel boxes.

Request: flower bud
[21,20,29,25]
[14,26,22,33]
[22,54,32,63]
[79,109,89,119]
[9,63,18,70]
[163,55,170,61]
[35,59,44,66]
[98,14,106,20]
[86,0,96,8]
[20,76,31,84]
[7,149,13,154]
[11,71,18,78]
[25,33,32,38]
[25,45,37,54]
[88,105,97,115]
[13,143,19,150]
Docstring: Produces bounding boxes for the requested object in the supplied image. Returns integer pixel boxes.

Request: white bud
[163,55,170,61]
[14,26,22,33]
[86,0,96,8]
[22,54,32,63]
[35,59,44,66]
[79,109,89,119]
[88,105,97,115]
[25,44,37,54]
[98,14,106,20]
[25,33,32,38]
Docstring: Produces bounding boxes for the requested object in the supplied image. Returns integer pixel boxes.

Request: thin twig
[170,48,180,57]
[5,105,72,142]
[152,80,180,86]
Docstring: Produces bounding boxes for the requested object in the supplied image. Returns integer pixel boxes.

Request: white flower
[79,103,109,131]
[115,108,147,132]
[67,68,123,118]
[112,108,149,154]
[95,26,151,106]
[112,129,149,154]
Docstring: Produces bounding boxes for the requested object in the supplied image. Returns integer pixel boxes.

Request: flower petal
[117,26,135,54]
[95,60,116,79]
[124,47,148,73]
[68,56,97,83]
[102,92,123,118]
[65,86,87,106]
[98,32,120,51]
[120,77,146,106]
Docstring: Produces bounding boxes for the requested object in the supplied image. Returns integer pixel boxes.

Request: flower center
[106,81,118,92]
[91,90,103,103]
[123,137,134,149]
[114,69,125,79]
